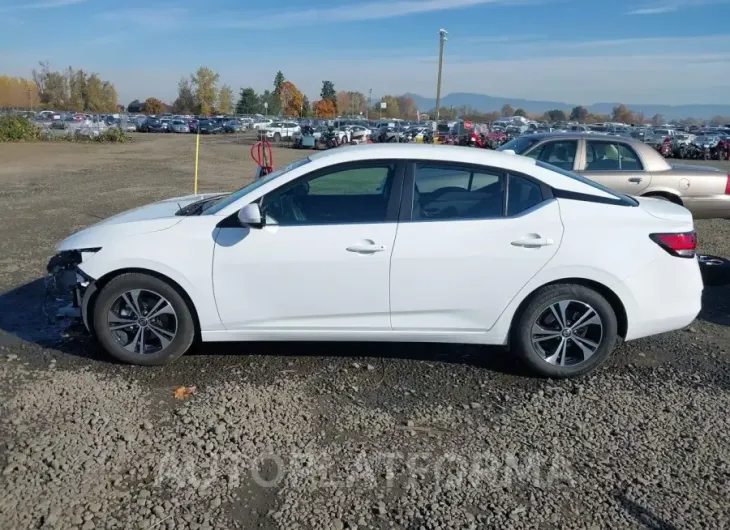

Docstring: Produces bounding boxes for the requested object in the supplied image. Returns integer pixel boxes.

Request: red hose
[251,139,274,176]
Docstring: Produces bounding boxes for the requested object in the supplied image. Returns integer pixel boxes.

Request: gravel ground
[1,135,730,530]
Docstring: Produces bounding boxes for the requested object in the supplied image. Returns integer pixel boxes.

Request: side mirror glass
[237,203,264,228]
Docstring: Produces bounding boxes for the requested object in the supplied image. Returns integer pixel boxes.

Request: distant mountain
[402,92,730,121]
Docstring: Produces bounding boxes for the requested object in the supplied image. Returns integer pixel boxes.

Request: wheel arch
[641,190,683,205]
[509,277,628,340]
[85,267,202,340]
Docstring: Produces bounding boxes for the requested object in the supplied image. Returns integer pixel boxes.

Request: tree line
[3,62,729,126]
[0,62,119,113]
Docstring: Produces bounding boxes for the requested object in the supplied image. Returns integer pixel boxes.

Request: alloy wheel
[531,300,603,367]
[106,289,178,355]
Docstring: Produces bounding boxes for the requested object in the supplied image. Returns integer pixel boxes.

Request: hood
[93,193,227,226]
[57,192,227,251]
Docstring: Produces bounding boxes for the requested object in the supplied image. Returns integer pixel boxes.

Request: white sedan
[51,144,702,378]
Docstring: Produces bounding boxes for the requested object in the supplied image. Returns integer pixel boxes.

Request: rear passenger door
[389,162,564,333]
[577,140,650,194]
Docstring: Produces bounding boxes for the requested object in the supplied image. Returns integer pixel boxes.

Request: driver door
[212,160,404,332]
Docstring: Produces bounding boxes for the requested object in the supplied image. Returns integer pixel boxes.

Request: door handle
[628,177,643,183]
[346,241,386,254]
[511,235,554,248]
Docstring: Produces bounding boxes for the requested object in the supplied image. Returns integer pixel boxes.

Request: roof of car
[308,143,540,173]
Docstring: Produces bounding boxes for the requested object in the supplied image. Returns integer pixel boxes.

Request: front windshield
[203,157,312,215]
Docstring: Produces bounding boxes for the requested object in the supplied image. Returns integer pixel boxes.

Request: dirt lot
[1,134,730,530]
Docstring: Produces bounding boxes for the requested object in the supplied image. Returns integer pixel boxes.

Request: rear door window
[524,140,578,171]
[585,141,643,171]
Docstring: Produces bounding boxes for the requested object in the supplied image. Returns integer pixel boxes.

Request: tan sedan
[499,133,730,219]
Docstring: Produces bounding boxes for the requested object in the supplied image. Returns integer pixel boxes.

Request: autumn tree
[501,104,514,117]
[611,104,634,124]
[29,62,117,111]
[0,76,39,109]
[67,67,85,111]
[396,95,417,119]
[320,80,336,110]
[278,81,303,116]
[513,108,527,117]
[144,97,164,115]
[314,99,336,118]
[379,95,400,118]
[236,87,259,114]
[484,111,501,123]
[569,106,588,123]
[191,66,220,116]
[173,77,195,114]
[336,91,351,115]
[217,84,233,114]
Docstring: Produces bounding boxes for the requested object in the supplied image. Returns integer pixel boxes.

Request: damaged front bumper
[45,249,99,331]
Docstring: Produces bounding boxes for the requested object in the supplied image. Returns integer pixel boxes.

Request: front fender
[78,257,224,332]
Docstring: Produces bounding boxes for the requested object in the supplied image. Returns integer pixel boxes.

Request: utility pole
[435,28,448,123]
[367,88,372,120]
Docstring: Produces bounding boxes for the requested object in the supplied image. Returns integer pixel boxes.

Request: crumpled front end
[45,249,98,327]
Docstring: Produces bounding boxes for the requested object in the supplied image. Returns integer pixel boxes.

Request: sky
[1,0,730,106]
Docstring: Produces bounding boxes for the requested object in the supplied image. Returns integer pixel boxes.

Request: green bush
[94,127,131,143]
[0,115,43,142]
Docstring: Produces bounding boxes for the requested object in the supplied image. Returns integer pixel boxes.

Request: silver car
[169,119,190,133]
[499,132,730,219]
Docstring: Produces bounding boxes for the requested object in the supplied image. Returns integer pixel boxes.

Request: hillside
[403,92,730,121]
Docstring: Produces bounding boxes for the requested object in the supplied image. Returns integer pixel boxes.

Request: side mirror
[237,203,264,229]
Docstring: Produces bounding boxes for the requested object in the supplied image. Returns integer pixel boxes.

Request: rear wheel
[512,284,618,378]
[92,273,195,366]
[273,132,282,142]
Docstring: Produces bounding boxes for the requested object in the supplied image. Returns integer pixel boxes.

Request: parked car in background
[261,121,301,142]
[140,118,166,133]
[498,132,730,218]
[252,118,272,130]
[169,119,190,133]
[198,120,223,134]
[222,120,243,133]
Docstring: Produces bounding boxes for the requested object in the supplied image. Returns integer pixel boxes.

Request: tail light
[650,231,697,258]
[725,174,730,195]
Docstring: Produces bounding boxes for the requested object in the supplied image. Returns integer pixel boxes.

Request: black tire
[92,273,195,366]
[698,254,730,286]
[273,132,281,142]
[511,284,618,378]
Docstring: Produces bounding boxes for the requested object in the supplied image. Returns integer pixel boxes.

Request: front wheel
[92,273,196,366]
[511,284,618,378]
[273,132,282,142]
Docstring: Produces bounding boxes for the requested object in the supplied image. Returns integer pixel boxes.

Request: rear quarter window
[535,161,638,206]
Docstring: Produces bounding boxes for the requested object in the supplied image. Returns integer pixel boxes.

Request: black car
[198,120,223,134]
[141,118,166,133]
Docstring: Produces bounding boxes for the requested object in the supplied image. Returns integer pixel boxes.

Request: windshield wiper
[175,196,226,216]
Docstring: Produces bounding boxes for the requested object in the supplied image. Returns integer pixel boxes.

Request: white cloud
[0,0,87,11]
[628,6,678,14]
[221,0,527,28]
[628,0,730,15]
